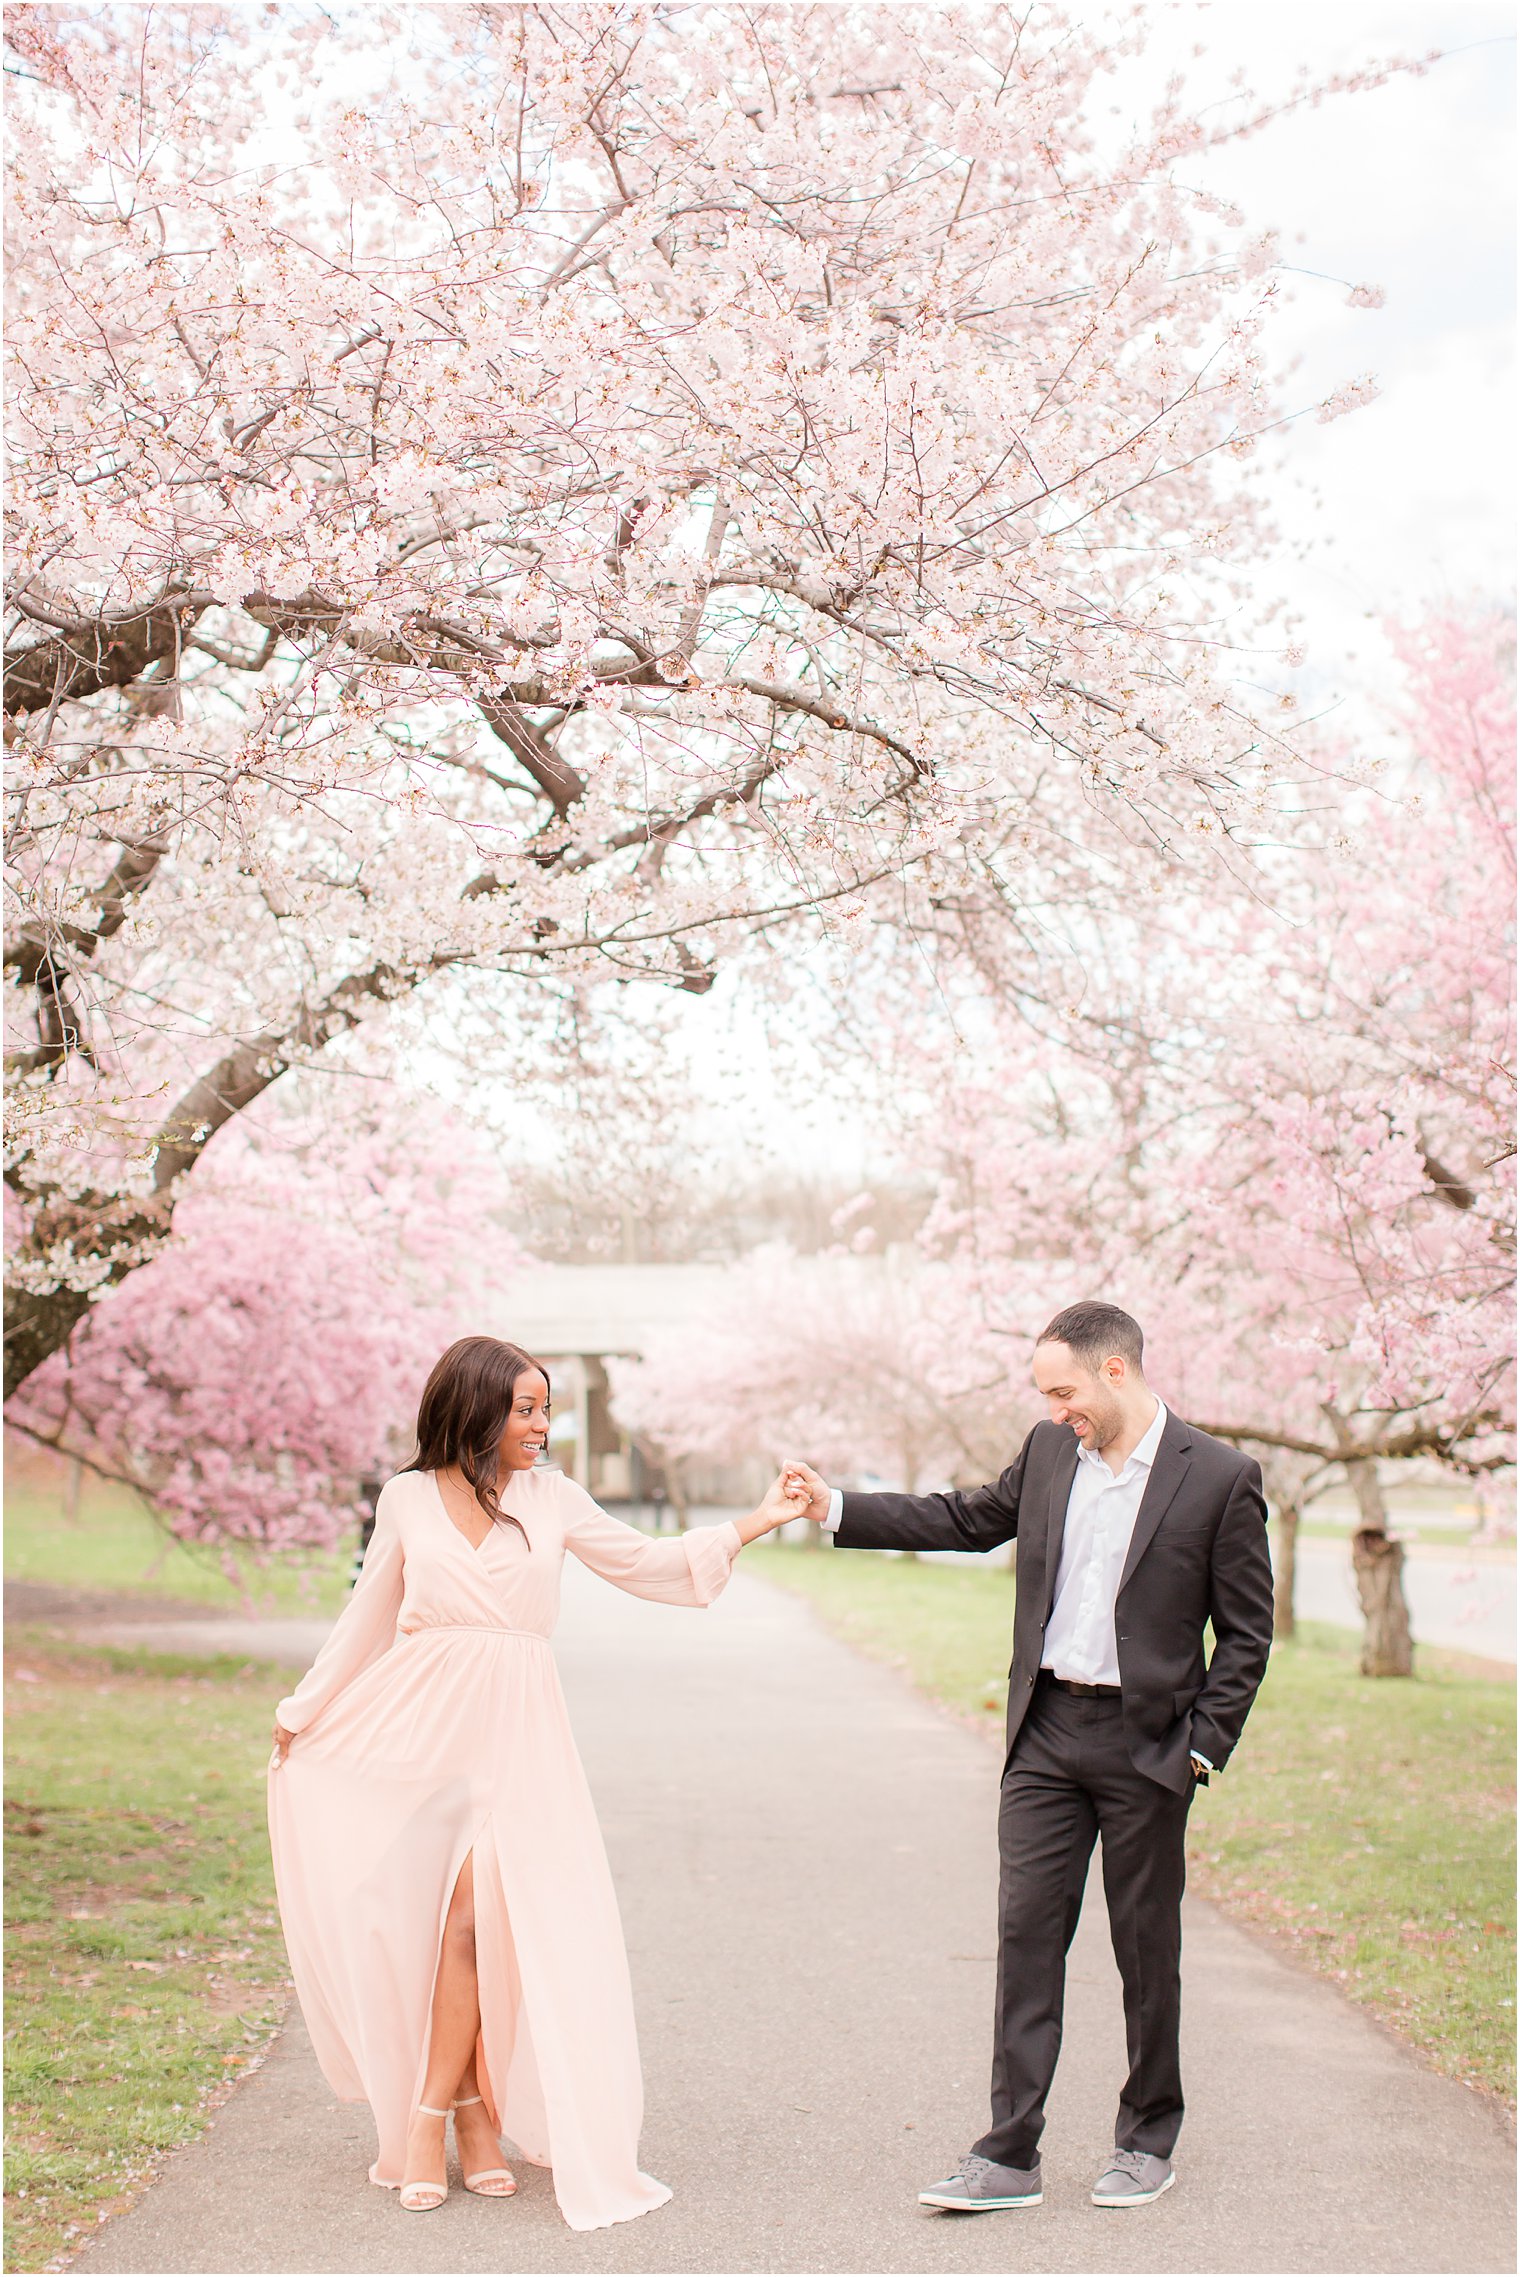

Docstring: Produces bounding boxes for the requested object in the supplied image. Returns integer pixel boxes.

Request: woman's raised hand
[734,1471,810,1544]
[764,1471,813,1530]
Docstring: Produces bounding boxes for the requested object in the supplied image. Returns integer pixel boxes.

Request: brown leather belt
[1041,1672,1122,1699]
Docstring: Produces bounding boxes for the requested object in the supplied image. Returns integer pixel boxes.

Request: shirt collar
[1133,1397,1168,1467]
[1077,1397,1168,1477]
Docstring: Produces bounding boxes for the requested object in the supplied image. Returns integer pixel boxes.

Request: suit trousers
[973,1675,1196,2170]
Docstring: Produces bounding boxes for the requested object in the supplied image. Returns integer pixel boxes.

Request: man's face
[1032,1340,1126,1450]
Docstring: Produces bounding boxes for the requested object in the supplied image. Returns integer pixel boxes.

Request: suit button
[1026,1675,1034,1687]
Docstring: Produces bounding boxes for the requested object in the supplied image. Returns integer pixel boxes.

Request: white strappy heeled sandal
[452,2094,518,2196]
[399,2104,450,2212]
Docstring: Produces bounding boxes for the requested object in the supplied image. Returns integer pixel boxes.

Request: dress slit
[406,1820,497,2132]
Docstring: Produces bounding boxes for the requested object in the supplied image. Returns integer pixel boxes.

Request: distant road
[797,1516,1518,1671]
[1291,1538,1515,1666]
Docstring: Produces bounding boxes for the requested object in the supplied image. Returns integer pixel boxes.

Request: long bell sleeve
[274,1481,406,1736]
[562,1480,740,1606]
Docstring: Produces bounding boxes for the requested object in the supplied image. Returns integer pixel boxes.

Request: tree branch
[477,696,586,814]
[1192,1416,1506,1465]
[723,677,927,773]
[148,956,449,1190]
[5,599,204,714]
[5,835,170,1071]
[1417,1137,1478,1212]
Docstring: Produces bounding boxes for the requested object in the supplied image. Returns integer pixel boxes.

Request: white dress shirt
[1040,1398,1166,1684]
[818,1398,1213,1768]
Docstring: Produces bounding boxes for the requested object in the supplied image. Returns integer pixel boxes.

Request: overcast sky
[1137,2,1514,702]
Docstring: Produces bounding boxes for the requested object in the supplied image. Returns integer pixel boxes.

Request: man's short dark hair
[1037,1301,1144,1374]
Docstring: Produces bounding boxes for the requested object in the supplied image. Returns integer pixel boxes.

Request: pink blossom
[8,1106,519,1553]
[1317,373,1380,423]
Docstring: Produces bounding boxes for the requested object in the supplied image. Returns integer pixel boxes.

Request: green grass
[1186,1621,1514,2102]
[3,1637,302,2274]
[748,1540,1021,1720]
[746,1543,1517,2104]
[3,1468,352,1619]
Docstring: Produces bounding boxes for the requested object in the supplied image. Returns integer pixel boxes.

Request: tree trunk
[5,962,429,1400]
[4,1192,172,1397]
[1346,1459,1414,1677]
[896,1451,919,1561]
[667,1458,690,1534]
[1273,1500,1299,1641]
[5,1279,98,1398]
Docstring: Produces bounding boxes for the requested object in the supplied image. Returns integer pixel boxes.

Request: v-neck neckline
[429,1470,500,1556]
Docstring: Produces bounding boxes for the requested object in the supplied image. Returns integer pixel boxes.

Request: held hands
[747,1471,814,1538]
[755,1466,805,1539]
[780,1459,831,1524]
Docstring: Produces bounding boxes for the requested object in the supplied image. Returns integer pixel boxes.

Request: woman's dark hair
[405,1336,550,1541]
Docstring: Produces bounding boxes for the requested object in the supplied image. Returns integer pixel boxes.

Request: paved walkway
[5,1580,334,1671]
[35,1562,1516,2275]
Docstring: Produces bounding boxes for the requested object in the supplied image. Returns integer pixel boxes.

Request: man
[784,1300,1273,2213]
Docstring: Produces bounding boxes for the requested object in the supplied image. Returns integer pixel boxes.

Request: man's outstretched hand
[781,1459,831,1523]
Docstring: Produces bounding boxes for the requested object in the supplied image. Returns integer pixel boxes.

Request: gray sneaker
[1091,2147,1174,2206]
[919,2152,1043,2211]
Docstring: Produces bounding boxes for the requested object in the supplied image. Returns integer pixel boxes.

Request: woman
[268,1334,801,2231]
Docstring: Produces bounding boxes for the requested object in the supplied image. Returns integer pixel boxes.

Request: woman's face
[499,1370,551,1473]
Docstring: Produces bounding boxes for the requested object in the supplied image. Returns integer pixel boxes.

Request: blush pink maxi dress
[266,1465,740,2231]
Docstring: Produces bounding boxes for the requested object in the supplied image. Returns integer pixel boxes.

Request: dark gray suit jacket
[835,1410,1274,1793]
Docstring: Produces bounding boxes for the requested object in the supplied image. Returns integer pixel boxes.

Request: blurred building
[484,1263,767,1511]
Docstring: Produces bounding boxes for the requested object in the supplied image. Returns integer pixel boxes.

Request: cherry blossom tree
[874,608,1515,1672]
[4,1,1400,1393]
[667,609,1512,1673]
[6,1105,513,1557]
[1251,1449,1339,1643]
